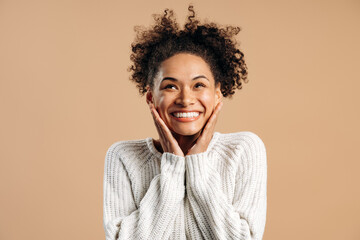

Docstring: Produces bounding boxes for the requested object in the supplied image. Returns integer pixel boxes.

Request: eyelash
[164,84,176,89]
[195,83,206,88]
[162,82,206,90]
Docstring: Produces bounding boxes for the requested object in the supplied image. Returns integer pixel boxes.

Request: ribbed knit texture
[103,131,267,240]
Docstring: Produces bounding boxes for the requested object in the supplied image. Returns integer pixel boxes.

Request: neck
[172,131,201,155]
[153,131,202,155]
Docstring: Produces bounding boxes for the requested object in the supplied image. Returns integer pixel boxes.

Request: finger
[149,104,167,146]
[198,102,223,144]
[150,103,167,130]
[149,103,179,152]
[150,106,169,139]
[148,103,184,156]
[150,104,176,142]
[204,101,223,132]
[212,101,223,120]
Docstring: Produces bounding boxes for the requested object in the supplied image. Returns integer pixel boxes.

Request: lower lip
[170,113,201,122]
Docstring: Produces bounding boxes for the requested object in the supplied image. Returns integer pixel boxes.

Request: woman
[103,5,267,240]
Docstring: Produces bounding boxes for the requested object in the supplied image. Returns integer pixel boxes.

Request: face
[146,53,222,136]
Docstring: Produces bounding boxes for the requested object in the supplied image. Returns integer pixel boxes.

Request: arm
[103,144,185,240]
[185,133,267,240]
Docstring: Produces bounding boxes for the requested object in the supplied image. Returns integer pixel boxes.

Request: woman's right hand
[149,103,184,157]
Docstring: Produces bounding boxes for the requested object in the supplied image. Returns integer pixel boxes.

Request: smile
[170,111,201,122]
[172,112,199,118]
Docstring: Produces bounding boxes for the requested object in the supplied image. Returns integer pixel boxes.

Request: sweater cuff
[185,152,209,183]
[161,152,185,176]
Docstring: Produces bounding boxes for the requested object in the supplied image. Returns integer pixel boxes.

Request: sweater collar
[145,132,220,158]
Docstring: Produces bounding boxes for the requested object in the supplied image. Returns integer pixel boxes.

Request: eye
[163,84,177,90]
[194,82,206,88]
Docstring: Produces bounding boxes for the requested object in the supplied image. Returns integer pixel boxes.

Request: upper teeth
[173,112,199,118]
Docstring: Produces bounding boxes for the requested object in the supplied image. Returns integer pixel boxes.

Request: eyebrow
[161,75,209,82]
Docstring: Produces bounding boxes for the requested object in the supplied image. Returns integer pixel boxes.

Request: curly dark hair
[128,5,248,97]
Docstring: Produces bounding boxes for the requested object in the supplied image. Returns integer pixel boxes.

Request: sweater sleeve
[103,144,185,240]
[185,133,267,240]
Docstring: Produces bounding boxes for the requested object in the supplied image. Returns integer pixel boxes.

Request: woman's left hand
[187,101,223,155]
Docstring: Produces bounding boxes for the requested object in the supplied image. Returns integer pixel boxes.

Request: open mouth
[170,111,201,122]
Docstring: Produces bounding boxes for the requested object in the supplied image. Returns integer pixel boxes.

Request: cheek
[154,95,171,117]
[199,91,216,113]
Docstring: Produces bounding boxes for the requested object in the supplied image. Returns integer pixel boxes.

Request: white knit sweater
[103,131,267,240]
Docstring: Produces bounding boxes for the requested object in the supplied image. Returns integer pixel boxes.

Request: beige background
[1,0,359,239]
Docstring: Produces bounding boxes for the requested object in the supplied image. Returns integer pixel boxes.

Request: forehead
[158,53,214,79]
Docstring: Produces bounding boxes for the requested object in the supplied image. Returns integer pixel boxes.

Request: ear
[145,87,154,105]
[215,83,222,105]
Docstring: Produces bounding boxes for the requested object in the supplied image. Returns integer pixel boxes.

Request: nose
[175,88,195,107]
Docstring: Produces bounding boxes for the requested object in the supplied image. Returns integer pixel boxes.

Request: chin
[171,126,202,137]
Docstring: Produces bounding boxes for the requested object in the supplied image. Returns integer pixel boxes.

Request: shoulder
[216,131,266,151]
[104,138,150,164]
[214,131,267,166]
